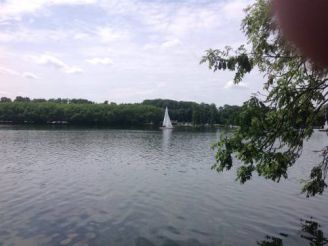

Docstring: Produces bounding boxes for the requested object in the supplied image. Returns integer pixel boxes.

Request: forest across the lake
[0,96,325,127]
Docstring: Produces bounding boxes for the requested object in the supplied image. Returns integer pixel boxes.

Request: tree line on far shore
[0,97,222,126]
[0,97,325,127]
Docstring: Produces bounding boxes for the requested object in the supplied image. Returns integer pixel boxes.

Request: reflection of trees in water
[257,217,328,246]
[257,235,284,246]
[300,218,328,246]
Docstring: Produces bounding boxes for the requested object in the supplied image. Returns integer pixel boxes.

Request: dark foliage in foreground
[201,0,328,196]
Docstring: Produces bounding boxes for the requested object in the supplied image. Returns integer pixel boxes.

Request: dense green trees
[202,0,328,196]
[0,97,224,126]
[142,99,220,125]
[2,96,321,128]
[217,105,242,125]
[1,97,11,103]
[0,99,162,126]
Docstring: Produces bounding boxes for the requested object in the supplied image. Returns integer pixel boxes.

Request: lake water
[0,126,327,246]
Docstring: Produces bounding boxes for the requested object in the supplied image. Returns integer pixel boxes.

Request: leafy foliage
[0,97,223,126]
[143,99,219,125]
[0,99,163,126]
[202,0,328,196]
[217,104,243,125]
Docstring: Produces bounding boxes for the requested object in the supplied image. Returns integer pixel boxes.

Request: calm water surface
[0,126,327,246]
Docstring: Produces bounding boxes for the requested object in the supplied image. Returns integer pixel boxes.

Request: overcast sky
[0,0,261,106]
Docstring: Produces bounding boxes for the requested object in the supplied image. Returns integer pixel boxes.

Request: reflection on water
[162,129,173,151]
[0,127,327,245]
[257,218,328,246]
[300,218,328,245]
[257,235,284,246]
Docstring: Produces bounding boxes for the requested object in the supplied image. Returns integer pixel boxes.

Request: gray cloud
[23,72,40,80]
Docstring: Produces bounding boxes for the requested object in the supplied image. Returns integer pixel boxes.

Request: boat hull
[160,127,174,129]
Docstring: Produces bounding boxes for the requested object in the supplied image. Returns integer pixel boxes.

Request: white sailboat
[161,107,173,129]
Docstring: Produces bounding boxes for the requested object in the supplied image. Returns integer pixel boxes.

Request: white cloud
[96,27,129,43]
[0,28,91,43]
[107,87,155,101]
[0,33,14,43]
[161,39,181,49]
[0,90,10,96]
[64,67,83,74]
[23,72,40,80]
[36,54,67,68]
[165,8,220,37]
[0,26,125,44]
[0,0,97,20]
[34,54,82,74]
[224,80,248,90]
[0,66,20,76]
[143,38,182,51]
[222,0,251,20]
[0,66,40,79]
[86,57,113,65]
[0,0,259,105]
[73,32,91,40]
[97,1,224,41]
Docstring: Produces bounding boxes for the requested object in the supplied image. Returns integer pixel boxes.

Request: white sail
[162,107,173,128]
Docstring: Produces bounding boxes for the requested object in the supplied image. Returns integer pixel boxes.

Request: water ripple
[0,128,327,245]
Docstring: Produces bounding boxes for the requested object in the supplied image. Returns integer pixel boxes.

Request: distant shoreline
[0,121,223,128]
[0,98,225,127]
